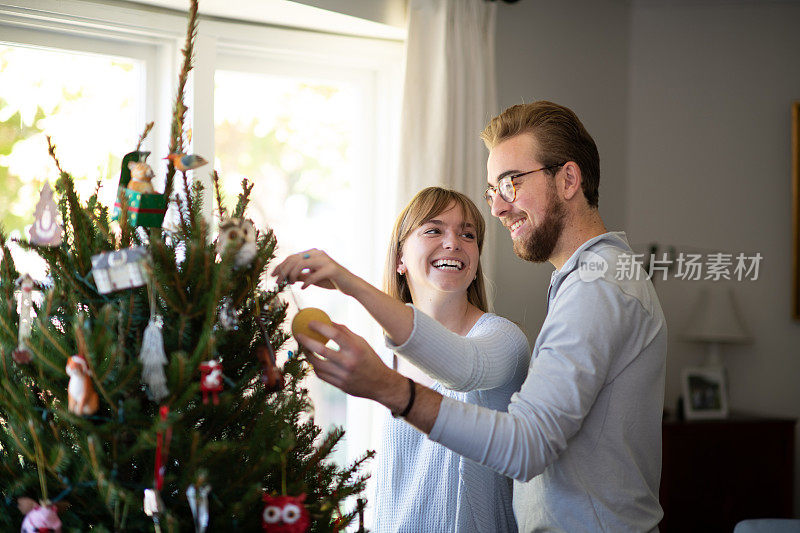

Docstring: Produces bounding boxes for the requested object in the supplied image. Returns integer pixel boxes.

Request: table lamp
[683,286,751,366]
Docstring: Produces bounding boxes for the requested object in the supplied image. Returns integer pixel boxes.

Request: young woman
[274,187,530,532]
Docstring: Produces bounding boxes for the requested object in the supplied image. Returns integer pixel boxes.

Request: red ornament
[199,360,223,405]
[255,316,284,392]
[154,405,172,491]
[12,348,32,364]
[262,493,309,533]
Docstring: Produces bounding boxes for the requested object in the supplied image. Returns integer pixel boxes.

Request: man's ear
[560,162,582,201]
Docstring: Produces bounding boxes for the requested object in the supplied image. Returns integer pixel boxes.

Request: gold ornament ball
[292,308,333,345]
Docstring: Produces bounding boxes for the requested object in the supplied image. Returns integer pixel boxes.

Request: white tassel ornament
[140,318,169,401]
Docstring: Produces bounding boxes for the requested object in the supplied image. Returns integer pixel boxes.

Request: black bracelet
[392,378,416,418]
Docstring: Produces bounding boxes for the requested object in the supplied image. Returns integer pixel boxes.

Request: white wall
[493,0,800,517]
[491,0,631,341]
[627,0,800,514]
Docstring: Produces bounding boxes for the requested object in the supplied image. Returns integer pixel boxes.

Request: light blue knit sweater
[373,312,530,533]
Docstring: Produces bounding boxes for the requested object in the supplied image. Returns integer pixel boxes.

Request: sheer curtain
[396,0,499,295]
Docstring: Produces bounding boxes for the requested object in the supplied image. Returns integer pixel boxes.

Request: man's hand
[297,320,443,433]
[296,320,408,409]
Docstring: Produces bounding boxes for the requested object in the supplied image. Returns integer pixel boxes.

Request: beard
[513,184,566,263]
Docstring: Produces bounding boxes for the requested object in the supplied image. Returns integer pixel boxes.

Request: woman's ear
[396,255,406,275]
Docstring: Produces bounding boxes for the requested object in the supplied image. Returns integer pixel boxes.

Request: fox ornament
[66,355,99,416]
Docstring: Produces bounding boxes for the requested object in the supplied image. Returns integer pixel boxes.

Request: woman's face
[398,202,480,298]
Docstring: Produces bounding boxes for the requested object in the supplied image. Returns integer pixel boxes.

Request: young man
[297,101,667,532]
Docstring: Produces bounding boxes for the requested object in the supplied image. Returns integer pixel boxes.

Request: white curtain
[398,0,497,203]
[396,0,499,295]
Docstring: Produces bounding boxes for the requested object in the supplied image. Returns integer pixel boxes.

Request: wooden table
[659,413,796,532]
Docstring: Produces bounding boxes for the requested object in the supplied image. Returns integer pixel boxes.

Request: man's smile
[505,216,527,238]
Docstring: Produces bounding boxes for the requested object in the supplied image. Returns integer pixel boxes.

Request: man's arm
[298,276,644,482]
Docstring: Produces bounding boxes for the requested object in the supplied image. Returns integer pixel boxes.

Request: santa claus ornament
[262,494,309,533]
[29,182,63,247]
[199,360,223,405]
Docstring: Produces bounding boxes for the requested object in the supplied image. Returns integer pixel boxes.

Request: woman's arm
[390,308,529,391]
[273,249,414,345]
[274,250,529,391]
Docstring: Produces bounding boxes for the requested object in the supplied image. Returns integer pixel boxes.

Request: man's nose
[490,195,511,218]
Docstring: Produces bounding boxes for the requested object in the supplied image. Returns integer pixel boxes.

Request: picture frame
[681,367,729,420]
[793,102,800,320]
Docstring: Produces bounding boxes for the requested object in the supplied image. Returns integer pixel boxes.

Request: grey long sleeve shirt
[395,232,667,532]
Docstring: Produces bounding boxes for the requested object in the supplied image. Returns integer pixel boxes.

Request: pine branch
[212,170,227,220]
[48,138,99,274]
[0,228,20,300]
[233,178,254,219]
[46,136,67,176]
[181,171,194,228]
[136,121,155,152]
[164,0,199,200]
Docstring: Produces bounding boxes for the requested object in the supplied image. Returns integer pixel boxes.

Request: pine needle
[136,121,155,152]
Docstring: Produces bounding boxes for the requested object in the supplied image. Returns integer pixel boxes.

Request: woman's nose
[442,232,461,250]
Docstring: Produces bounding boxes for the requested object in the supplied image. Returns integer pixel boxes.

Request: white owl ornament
[216,218,257,269]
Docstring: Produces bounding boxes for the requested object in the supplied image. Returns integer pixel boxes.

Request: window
[0,44,144,224]
[0,20,162,275]
[213,39,401,472]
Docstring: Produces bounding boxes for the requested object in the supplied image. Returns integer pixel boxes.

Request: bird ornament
[165,153,208,171]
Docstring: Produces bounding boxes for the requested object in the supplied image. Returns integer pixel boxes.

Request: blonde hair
[481,101,600,207]
[383,187,488,312]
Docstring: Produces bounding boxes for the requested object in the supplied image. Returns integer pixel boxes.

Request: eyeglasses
[483,163,565,206]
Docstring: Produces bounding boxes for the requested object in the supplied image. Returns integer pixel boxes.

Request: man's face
[486,133,566,263]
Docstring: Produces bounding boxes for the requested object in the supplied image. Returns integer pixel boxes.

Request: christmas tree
[0,1,372,531]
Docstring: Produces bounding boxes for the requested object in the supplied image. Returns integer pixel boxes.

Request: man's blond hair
[481,101,600,207]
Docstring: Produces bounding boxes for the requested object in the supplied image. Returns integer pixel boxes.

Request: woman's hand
[273,249,359,295]
[276,248,414,346]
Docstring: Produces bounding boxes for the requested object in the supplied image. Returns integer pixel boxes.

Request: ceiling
[124,0,405,40]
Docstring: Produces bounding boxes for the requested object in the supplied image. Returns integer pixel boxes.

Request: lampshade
[683,286,751,344]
